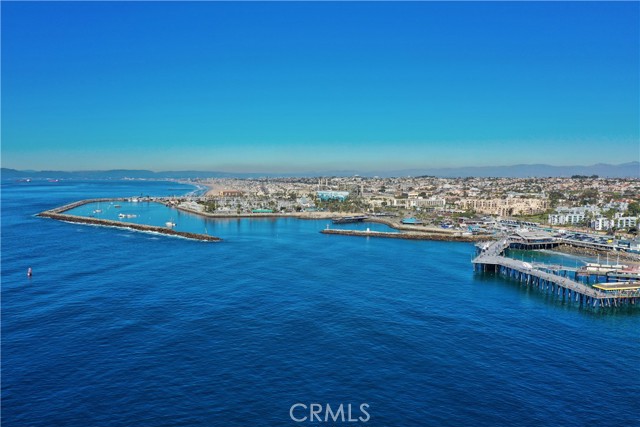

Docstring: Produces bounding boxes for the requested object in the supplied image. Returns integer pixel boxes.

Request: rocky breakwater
[38,200,222,242]
[320,229,483,242]
[553,243,639,262]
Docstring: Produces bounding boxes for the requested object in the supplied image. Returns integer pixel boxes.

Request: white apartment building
[590,217,613,231]
[549,212,586,225]
[548,206,600,226]
[616,216,638,229]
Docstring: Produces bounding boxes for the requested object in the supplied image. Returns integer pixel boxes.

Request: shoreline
[174,203,481,241]
[37,198,639,254]
[39,197,485,244]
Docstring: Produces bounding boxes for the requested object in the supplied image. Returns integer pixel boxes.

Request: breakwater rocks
[552,243,639,262]
[38,200,221,242]
[321,229,483,242]
[46,198,128,214]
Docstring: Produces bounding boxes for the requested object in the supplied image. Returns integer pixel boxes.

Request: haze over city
[2,1,638,172]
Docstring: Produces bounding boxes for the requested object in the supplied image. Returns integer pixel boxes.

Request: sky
[2,1,639,172]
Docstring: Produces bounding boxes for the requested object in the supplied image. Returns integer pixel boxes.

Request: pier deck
[473,239,639,308]
[593,282,640,292]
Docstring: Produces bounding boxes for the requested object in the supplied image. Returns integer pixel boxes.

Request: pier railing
[473,238,638,308]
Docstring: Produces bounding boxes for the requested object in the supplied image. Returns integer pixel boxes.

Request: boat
[118,213,137,219]
[166,221,176,227]
[402,217,423,225]
[332,215,369,224]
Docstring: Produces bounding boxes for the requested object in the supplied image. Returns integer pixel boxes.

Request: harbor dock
[37,198,222,242]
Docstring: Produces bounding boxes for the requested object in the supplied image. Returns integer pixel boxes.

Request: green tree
[548,191,564,208]
[626,201,640,217]
[204,200,217,212]
[580,189,599,205]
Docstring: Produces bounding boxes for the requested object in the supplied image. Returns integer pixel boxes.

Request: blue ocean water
[2,180,638,427]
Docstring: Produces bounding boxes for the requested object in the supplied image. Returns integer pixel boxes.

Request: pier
[37,198,222,242]
[473,238,639,308]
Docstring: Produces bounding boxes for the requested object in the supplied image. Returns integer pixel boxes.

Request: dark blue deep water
[2,180,638,427]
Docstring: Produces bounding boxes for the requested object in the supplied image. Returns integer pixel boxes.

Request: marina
[37,198,221,242]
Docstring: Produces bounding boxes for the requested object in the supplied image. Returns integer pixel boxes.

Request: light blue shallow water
[2,180,638,427]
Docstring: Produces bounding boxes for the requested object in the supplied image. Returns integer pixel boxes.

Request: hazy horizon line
[3,160,639,173]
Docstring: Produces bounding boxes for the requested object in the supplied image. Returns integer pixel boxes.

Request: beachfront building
[549,211,586,226]
[616,216,638,229]
[458,197,548,216]
[548,206,600,226]
[316,191,349,201]
[590,217,613,231]
[410,197,446,209]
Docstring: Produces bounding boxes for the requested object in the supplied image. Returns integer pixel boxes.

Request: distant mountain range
[381,161,640,178]
[2,162,638,179]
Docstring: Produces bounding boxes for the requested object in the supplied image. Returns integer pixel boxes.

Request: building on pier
[508,229,557,250]
[472,237,638,309]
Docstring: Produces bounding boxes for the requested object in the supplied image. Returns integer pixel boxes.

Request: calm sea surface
[2,180,638,427]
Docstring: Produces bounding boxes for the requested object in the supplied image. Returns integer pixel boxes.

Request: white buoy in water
[27,267,32,277]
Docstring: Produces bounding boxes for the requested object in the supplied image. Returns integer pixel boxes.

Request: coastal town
[34,173,640,309]
[167,175,640,244]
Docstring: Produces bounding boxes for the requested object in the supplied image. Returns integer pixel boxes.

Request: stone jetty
[320,228,483,242]
[37,198,221,242]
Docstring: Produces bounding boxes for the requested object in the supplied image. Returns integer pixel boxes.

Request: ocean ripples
[2,180,639,427]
